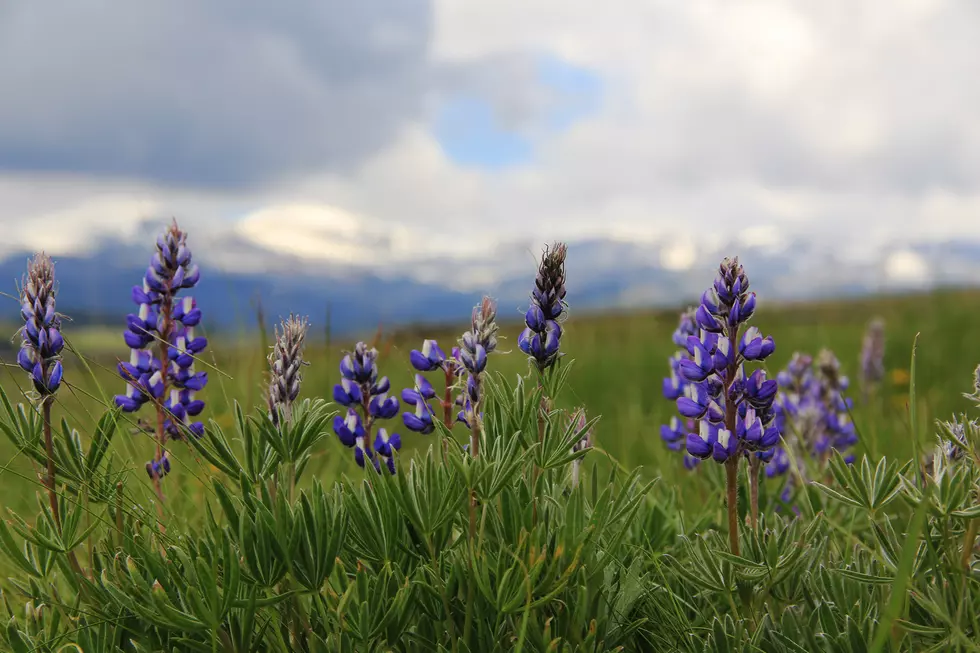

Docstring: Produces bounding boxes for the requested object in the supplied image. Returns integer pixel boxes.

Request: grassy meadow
[2,287,977,520]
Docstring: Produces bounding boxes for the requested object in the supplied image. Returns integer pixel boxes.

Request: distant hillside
[0,232,977,336]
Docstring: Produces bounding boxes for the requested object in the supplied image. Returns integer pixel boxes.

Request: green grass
[3,288,980,651]
[1,288,977,518]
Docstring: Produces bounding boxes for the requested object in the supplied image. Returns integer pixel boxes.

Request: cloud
[884,249,930,286]
[0,1,436,188]
[0,0,979,302]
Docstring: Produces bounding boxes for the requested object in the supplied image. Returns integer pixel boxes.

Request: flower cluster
[660,308,702,468]
[401,339,462,435]
[18,254,65,396]
[457,297,499,435]
[678,258,779,464]
[113,221,207,479]
[859,318,885,399]
[332,343,401,473]
[267,315,310,426]
[519,243,567,371]
[768,349,858,478]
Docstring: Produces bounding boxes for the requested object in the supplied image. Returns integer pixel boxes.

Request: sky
[2,0,980,296]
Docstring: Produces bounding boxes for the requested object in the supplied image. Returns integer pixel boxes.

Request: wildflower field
[2,224,980,651]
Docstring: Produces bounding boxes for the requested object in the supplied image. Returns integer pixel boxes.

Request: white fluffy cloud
[1,0,979,295]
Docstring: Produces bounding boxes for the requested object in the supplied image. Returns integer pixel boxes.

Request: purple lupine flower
[145,453,172,480]
[402,374,438,434]
[402,340,463,435]
[112,221,207,479]
[859,318,885,401]
[813,350,857,459]
[660,308,702,468]
[518,243,567,371]
[18,254,65,396]
[409,339,447,372]
[373,428,402,475]
[457,297,499,456]
[267,315,310,427]
[770,349,858,478]
[680,258,779,465]
[765,446,790,478]
[660,416,688,452]
[332,342,401,474]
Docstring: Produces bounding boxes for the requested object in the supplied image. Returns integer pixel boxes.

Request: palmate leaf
[813,454,907,514]
[393,447,464,539]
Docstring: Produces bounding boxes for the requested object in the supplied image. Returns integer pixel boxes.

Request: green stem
[428,538,459,653]
[41,397,60,530]
[726,458,741,556]
[748,455,761,530]
[724,322,741,555]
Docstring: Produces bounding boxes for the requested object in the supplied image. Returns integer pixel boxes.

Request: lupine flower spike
[519,244,568,526]
[457,297,499,457]
[661,307,701,469]
[19,254,65,397]
[113,220,207,490]
[267,314,310,427]
[859,318,885,403]
[769,349,858,507]
[402,339,462,437]
[18,253,66,527]
[678,257,778,551]
[519,242,568,372]
[333,342,401,474]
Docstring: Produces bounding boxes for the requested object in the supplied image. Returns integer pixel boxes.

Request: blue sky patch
[536,53,603,131]
[434,97,534,169]
[434,53,603,169]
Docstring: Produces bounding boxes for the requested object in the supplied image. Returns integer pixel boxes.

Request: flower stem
[440,368,454,464]
[723,322,742,554]
[725,458,740,556]
[749,455,761,530]
[442,368,454,429]
[360,383,375,460]
[41,396,61,531]
[152,296,173,530]
[468,375,482,458]
[467,374,480,550]
[531,390,547,527]
[42,389,85,578]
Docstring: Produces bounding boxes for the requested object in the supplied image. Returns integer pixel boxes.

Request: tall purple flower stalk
[812,350,858,461]
[660,307,701,469]
[332,343,401,474]
[401,339,462,437]
[769,350,858,488]
[519,244,568,528]
[268,315,310,427]
[456,297,499,457]
[19,254,65,397]
[859,318,885,402]
[677,257,778,551]
[114,220,207,489]
[18,254,65,528]
[518,243,567,372]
